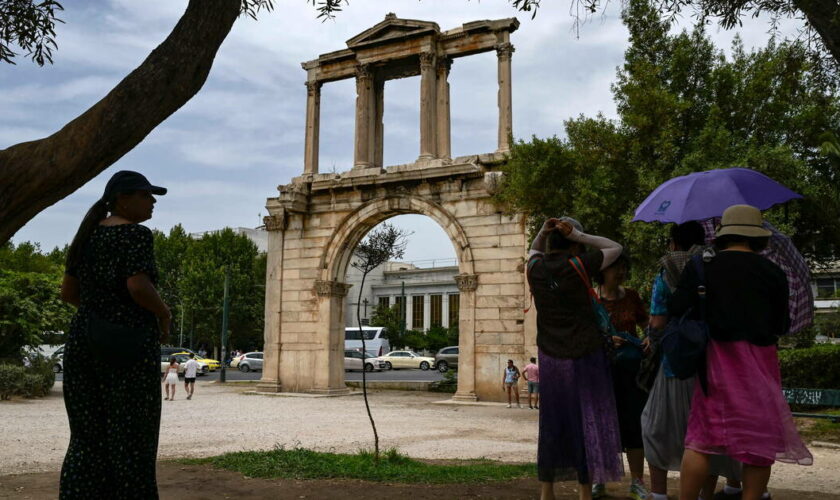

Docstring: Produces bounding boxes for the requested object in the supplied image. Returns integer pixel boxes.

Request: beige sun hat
[715,204,772,238]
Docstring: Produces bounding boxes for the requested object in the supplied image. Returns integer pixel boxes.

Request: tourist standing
[641,221,739,500]
[590,253,650,500]
[59,171,169,498]
[183,353,199,400]
[527,217,624,500]
[502,359,521,408]
[162,356,180,401]
[522,357,540,409]
[672,206,812,500]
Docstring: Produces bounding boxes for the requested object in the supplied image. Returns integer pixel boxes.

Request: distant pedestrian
[527,217,623,500]
[522,357,539,409]
[502,359,521,408]
[198,347,207,358]
[162,356,179,401]
[183,353,199,400]
[59,170,169,498]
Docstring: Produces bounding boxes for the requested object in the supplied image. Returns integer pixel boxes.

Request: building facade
[345,261,460,330]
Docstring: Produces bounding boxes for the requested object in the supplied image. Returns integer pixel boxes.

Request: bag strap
[692,255,707,320]
[568,256,599,301]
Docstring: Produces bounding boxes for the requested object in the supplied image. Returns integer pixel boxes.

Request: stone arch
[319,195,475,282]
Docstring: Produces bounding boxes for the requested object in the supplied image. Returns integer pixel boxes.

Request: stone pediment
[346,13,440,49]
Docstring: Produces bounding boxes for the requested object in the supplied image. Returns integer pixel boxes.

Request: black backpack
[660,255,709,383]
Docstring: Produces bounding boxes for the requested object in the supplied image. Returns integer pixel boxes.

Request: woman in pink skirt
[669,205,812,500]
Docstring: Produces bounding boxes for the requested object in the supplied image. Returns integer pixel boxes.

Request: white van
[345,327,391,357]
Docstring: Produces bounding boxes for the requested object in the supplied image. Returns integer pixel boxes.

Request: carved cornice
[495,42,515,59]
[315,280,353,297]
[454,273,478,292]
[305,80,322,96]
[419,52,436,70]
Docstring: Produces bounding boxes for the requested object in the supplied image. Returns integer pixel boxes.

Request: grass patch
[796,409,840,444]
[180,447,535,483]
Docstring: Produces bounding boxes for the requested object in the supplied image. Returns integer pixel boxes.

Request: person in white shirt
[183,353,199,400]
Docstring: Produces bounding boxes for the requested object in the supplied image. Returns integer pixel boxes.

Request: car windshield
[345,330,377,340]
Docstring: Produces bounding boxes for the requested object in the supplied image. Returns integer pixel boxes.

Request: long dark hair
[66,198,110,271]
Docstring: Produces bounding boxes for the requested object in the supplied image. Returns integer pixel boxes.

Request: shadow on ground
[1,463,837,499]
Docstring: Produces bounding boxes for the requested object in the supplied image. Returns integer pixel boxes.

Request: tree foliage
[0,241,73,361]
[153,226,266,353]
[496,0,840,295]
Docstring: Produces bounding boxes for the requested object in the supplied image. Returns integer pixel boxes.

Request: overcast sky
[3,0,802,264]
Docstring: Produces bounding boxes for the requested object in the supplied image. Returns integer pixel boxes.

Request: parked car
[434,346,459,372]
[174,351,221,371]
[238,352,264,372]
[160,354,209,376]
[47,346,65,373]
[344,350,387,372]
[344,327,391,357]
[378,350,435,371]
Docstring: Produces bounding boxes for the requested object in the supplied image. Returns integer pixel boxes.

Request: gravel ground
[2,381,839,496]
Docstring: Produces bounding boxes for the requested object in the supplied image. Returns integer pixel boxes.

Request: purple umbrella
[633,167,802,223]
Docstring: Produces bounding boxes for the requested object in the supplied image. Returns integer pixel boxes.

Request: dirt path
[2,464,840,500]
[2,382,839,498]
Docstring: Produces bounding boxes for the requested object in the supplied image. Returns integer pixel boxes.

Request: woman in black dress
[59,171,171,498]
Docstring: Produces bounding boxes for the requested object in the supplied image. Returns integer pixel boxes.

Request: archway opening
[341,214,461,386]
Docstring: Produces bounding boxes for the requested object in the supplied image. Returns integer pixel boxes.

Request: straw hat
[715,204,772,238]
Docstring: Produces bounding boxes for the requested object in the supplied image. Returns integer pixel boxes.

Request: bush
[430,369,458,393]
[0,354,56,400]
[779,345,840,389]
[0,364,24,400]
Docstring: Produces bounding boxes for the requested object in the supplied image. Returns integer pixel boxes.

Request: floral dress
[60,224,161,499]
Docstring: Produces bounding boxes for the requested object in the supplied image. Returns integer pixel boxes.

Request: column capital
[305,80,322,95]
[495,42,515,59]
[263,212,287,232]
[454,273,478,292]
[315,280,353,297]
[356,63,373,81]
[437,56,453,73]
[419,51,436,70]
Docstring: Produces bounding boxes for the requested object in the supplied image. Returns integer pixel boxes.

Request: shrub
[779,345,840,389]
[0,364,25,400]
[430,369,458,393]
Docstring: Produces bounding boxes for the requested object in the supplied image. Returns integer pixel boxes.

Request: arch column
[313,279,353,395]
[496,41,514,153]
[453,273,478,401]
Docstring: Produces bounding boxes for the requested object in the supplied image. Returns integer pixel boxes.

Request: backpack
[660,255,709,382]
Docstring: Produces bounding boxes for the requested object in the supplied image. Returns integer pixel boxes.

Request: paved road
[56,368,446,383]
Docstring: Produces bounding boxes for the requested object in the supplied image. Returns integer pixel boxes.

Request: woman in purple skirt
[527,217,624,500]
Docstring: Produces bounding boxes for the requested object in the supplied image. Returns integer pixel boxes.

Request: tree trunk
[793,0,840,69]
[0,0,242,244]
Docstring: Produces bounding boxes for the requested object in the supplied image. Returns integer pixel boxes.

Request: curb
[811,441,840,449]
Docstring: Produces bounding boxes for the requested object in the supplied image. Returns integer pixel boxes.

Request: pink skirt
[685,339,813,467]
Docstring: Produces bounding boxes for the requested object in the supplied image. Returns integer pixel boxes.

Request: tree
[349,223,408,461]
[369,303,406,349]
[497,0,840,293]
[0,241,73,361]
[0,0,539,244]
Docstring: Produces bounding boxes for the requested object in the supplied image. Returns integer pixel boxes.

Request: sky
[3,0,804,265]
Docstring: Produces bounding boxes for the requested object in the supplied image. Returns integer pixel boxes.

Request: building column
[423,294,431,332]
[453,273,478,401]
[313,279,353,395]
[418,52,438,160]
[303,80,322,175]
[436,57,452,160]
[442,293,450,328]
[257,213,287,394]
[496,42,515,153]
[354,64,374,169]
[373,77,385,169]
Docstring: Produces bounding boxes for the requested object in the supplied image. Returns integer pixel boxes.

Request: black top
[668,251,789,346]
[67,224,159,330]
[527,250,605,359]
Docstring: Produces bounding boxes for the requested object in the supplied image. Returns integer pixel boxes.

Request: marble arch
[258,14,535,401]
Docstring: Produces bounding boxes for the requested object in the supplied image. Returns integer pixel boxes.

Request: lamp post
[220,266,231,383]
[401,280,406,336]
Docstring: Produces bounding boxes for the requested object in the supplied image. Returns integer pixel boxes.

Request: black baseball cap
[102,170,167,200]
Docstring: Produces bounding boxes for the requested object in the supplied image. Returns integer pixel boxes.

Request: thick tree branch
[0,0,241,243]
[792,0,840,66]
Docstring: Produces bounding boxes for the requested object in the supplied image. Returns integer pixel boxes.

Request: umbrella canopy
[633,167,802,223]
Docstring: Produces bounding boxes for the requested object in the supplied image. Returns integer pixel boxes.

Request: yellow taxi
[174,351,220,371]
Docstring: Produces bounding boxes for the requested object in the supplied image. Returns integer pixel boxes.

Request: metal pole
[401,280,406,337]
[179,303,185,347]
[220,266,231,383]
